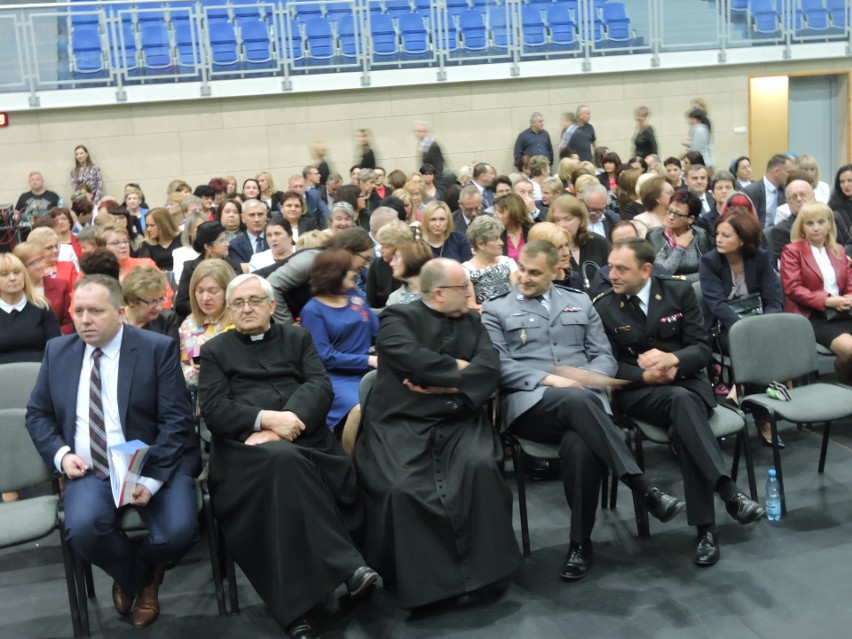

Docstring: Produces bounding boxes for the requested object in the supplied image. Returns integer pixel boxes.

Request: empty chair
[110,21,139,70]
[603,2,631,42]
[827,0,849,27]
[326,2,354,23]
[140,23,173,70]
[801,0,830,30]
[231,0,263,22]
[70,27,105,74]
[280,18,305,62]
[295,2,324,21]
[201,0,232,23]
[370,13,398,56]
[731,0,749,11]
[547,4,577,46]
[750,0,780,33]
[386,0,412,18]
[447,0,470,18]
[458,9,487,51]
[488,6,514,49]
[520,5,547,49]
[136,7,168,26]
[434,16,459,52]
[337,14,361,58]
[208,20,239,67]
[70,2,101,29]
[399,12,429,54]
[240,19,274,65]
[174,17,201,67]
[304,18,336,60]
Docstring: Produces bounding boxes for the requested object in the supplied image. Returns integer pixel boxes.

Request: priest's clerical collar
[250,334,264,341]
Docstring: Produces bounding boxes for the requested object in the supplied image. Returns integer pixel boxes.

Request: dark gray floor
[4,390,852,638]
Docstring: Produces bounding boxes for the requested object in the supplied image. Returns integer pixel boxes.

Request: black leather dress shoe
[726,491,766,525]
[694,531,720,567]
[288,617,320,639]
[561,541,593,581]
[345,566,379,599]
[645,487,686,523]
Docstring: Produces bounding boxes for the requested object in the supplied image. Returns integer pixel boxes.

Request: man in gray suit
[481,241,684,581]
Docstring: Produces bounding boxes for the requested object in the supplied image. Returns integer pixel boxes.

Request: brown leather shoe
[131,564,165,629]
[112,582,133,616]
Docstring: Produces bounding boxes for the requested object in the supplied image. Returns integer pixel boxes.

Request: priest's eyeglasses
[229,296,269,310]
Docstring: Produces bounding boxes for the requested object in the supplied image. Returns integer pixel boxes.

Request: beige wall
[2,56,849,207]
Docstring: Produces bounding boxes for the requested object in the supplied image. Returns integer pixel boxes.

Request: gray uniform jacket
[481,284,617,427]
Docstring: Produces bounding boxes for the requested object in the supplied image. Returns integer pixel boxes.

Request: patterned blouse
[179,315,234,388]
[463,256,517,303]
[71,164,104,203]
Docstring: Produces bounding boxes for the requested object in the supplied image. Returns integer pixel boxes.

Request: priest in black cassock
[199,274,378,639]
[354,258,522,608]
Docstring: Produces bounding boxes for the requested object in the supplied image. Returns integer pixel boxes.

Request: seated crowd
[10,110,852,639]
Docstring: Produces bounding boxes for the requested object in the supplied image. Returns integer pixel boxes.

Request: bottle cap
[768,469,777,477]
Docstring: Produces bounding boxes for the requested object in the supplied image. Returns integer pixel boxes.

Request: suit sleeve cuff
[54,446,71,474]
[253,411,263,432]
[137,476,164,497]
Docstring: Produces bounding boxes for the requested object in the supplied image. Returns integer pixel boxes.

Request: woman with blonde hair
[256,171,283,212]
[28,226,78,288]
[795,154,831,203]
[179,259,236,388]
[139,207,182,272]
[13,242,73,335]
[403,180,426,222]
[421,201,472,262]
[122,265,180,342]
[527,222,583,289]
[781,201,852,384]
[0,252,60,364]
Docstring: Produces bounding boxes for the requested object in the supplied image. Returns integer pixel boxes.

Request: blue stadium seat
[801,0,829,30]
[750,0,780,33]
[399,12,429,55]
[827,0,848,27]
[326,2,353,23]
[70,27,105,74]
[730,0,749,11]
[386,0,412,19]
[296,3,324,21]
[459,9,488,51]
[232,0,263,23]
[240,19,275,65]
[593,0,607,18]
[603,2,631,42]
[547,4,577,46]
[304,18,336,60]
[137,8,167,26]
[174,18,200,68]
[487,6,514,49]
[140,24,173,70]
[111,21,139,71]
[208,20,239,67]
[280,19,305,62]
[337,14,360,58]
[370,14,398,56]
[447,0,470,19]
[520,6,547,50]
[435,16,459,52]
[201,0,231,23]
[168,2,195,26]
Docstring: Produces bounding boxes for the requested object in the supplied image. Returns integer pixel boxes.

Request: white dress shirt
[811,245,840,296]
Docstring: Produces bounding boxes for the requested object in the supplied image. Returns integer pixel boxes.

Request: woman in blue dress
[300,248,379,454]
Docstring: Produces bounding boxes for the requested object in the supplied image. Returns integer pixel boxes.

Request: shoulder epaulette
[592,288,614,303]
[553,284,584,294]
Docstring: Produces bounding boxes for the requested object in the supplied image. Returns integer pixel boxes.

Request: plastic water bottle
[766,469,782,521]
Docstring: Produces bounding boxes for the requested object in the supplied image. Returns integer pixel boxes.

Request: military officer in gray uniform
[482,240,685,581]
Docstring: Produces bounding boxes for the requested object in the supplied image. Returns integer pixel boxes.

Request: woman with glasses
[27,226,78,288]
[122,265,180,342]
[421,201,472,262]
[300,249,378,454]
[51,208,82,259]
[179,259,235,389]
[174,221,240,321]
[647,190,712,282]
[13,242,73,335]
[0,252,60,364]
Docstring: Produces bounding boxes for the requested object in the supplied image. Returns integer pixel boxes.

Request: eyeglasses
[229,296,269,310]
[107,240,130,247]
[213,237,230,245]
[138,295,167,307]
[26,257,46,268]
[436,284,468,291]
[665,208,691,219]
[355,252,374,263]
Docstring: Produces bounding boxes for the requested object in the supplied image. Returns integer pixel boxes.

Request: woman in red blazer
[13,241,74,335]
[780,202,852,384]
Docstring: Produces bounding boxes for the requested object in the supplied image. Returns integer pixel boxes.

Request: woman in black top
[122,265,180,343]
[828,164,852,236]
[0,252,60,364]
[139,207,182,272]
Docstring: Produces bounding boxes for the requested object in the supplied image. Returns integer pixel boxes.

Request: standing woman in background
[70,144,103,203]
[356,128,376,169]
[632,106,658,158]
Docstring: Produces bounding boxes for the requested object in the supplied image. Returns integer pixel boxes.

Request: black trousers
[623,385,730,527]
[512,388,642,543]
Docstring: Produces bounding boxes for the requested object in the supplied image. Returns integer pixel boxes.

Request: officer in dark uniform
[482,240,685,581]
[594,237,765,567]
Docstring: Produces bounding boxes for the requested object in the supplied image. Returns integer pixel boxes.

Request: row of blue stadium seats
[67,2,634,74]
[744,0,849,33]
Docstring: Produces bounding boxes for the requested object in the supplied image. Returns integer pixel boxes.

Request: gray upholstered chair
[0,407,80,636]
[729,313,852,515]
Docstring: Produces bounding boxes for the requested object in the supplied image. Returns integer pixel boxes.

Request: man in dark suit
[579,183,620,240]
[414,120,445,177]
[482,241,685,581]
[451,185,487,231]
[470,162,496,209]
[685,164,713,215]
[26,274,200,628]
[318,172,343,210]
[594,238,765,567]
[514,112,554,167]
[744,153,793,228]
[227,199,269,267]
[289,174,327,228]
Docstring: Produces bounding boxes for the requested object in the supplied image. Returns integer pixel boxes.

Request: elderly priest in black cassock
[355,258,522,608]
[199,273,378,639]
